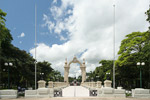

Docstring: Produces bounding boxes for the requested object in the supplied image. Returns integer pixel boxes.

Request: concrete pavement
[2,97,150,100]
[62,86,89,97]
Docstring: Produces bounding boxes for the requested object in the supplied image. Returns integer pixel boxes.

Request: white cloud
[18,32,25,38]
[42,14,55,33]
[30,0,149,77]
[60,35,67,41]
[53,0,57,4]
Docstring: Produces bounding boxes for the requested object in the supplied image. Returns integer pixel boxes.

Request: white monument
[64,56,86,83]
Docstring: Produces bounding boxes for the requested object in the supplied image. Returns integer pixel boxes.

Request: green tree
[0,8,63,89]
[86,60,113,84]
[116,31,150,89]
[0,9,13,88]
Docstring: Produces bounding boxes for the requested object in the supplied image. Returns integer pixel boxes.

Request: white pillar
[64,59,70,83]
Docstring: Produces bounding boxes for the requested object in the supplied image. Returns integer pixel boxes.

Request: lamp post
[137,62,145,88]
[40,73,44,80]
[106,72,110,80]
[4,62,13,89]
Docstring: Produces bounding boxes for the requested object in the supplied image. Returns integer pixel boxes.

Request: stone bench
[25,90,37,98]
[0,90,18,99]
[132,88,150,98]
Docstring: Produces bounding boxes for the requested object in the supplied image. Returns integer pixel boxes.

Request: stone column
[38,80,46,88]
[64,59,70,83]
[48,81,53,88]
[104,80,112,87]
[89,82,92,87]
[48,81,54,97]
[97,81,102,88]
[64,66,69,83]
[81,59,86,83]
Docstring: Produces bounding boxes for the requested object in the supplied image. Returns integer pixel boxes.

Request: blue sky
[0,0,149,76]
[0,0,64,52]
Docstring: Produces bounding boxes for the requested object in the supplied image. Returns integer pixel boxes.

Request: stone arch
[64,56,86,83]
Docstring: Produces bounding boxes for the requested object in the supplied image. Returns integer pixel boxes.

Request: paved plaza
[62,86,89,97]
[2,86,150,100]
[1,97,150,100]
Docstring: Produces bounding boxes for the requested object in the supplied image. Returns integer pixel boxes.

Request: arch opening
[64,56,86,84]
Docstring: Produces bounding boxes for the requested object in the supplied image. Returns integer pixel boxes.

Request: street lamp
[106,72,110,80]
[137,62,145,88]
[4,62,13,89]
[40,73,44,80]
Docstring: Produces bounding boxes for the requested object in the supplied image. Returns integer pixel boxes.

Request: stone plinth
[38,80,46,88]
[104,80,112,87]
[117,87,123,89]
[25,90,37,98]
[97,81,102,88]
[97,85,125,98]
[98,87,114,97]
[114,87,125,97]
[48,81,53,88]
[102,87,114,94]
[37,88,53,98]
[25,88,54,98]
[0,90,18,99]
[132,88,150,98]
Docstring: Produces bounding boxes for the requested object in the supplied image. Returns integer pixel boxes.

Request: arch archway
[64,56,86,83]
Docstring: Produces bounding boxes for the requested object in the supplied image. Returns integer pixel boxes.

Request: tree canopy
[0,9,63,89]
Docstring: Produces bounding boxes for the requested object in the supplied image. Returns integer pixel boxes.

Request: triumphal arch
[64,56,86,83]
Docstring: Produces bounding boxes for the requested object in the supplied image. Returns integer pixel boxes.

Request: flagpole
[113,3,116,89]
[35,4,37,90]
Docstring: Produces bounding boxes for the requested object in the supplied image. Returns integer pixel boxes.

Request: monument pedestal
[97,81,102,88]
[38,80,46,88]
[104,80,112,87]
[98,80,114,97]
[48,81,53,88]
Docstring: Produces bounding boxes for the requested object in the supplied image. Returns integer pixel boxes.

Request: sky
[0,0,149,77]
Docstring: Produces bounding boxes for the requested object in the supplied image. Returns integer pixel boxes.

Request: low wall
[0,90,18,99]
[97,87,125,97]
[25,88,54,98]
[25,90,37,98]
[132,88,150,98]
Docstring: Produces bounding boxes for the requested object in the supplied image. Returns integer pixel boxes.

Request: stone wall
[25,80,68,98]
[132,88,150,98]
[0,90,18,99]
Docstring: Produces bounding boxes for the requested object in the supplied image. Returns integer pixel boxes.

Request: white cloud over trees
[30,0,149,77]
